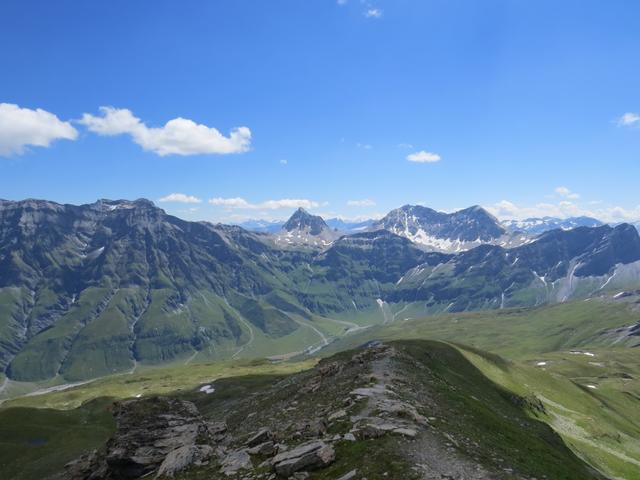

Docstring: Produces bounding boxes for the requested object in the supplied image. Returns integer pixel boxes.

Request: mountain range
[1,198,640,383]
[502,216,604,234]
[239,208,631,249]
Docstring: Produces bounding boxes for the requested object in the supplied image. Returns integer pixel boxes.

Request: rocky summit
[273,208,339,249]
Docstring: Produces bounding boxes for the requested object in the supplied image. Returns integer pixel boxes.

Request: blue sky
[1,0,639,223]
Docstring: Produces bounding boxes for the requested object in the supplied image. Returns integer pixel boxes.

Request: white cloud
[485,199,640,223]
[365,8,383,18]
[262,199,324,210]
[347,199,376,207]
[209,197,322,210]
[337,0,348,4]
[356,142,373,150]
[398,143,413,149]
[407,150,441,163]
[555,186,580,199]
[280,159,288,165]
[617,112,640,127]
[79,107,251,156]
[158,193,202,204]
[0,103,78,156]
[209,197,252,208]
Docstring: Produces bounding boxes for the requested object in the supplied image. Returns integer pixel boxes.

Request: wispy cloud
[158,193,202,204]
[209,197,323,210]
[365,8,383,18]
[347,199,376,207]
[356,142,373,150]
[0,103,78,156]
[555,186,580,200]
[279,159,288,165]
[617,112,640,127]
[79,107,251,156]
[406,150,441,163]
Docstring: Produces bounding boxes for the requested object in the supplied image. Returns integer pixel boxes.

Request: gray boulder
[156,445,212,478]
[271,440,335,477]
[219,449,252,476]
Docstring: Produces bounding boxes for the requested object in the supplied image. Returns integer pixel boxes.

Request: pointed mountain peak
[283,208,329,235]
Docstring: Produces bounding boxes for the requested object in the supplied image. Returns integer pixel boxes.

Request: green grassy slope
[2,357,316,410]
[395,340,605,480]
[456,346,640,480]
[0,398,115,480]
[325,299,640,357]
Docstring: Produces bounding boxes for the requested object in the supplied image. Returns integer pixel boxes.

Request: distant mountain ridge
[2,197,640,383]
[235,219,283,234]
[502,216,604,234]
[392,223,640,310]
[240,208,635,246]
[325,217,375,233]
[237,217,375,234]
[368,204,519,252]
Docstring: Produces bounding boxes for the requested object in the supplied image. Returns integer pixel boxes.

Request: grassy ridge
[396,340,605,480]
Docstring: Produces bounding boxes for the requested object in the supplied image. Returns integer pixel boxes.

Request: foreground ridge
[63,340,604,479]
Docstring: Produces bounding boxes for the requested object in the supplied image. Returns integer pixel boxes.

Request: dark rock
[271,440,335,477]
[156,445,213,478]
[247,427,273,447]
[247,441,277,456]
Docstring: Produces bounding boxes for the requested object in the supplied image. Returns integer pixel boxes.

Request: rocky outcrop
[65,397,220,479]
